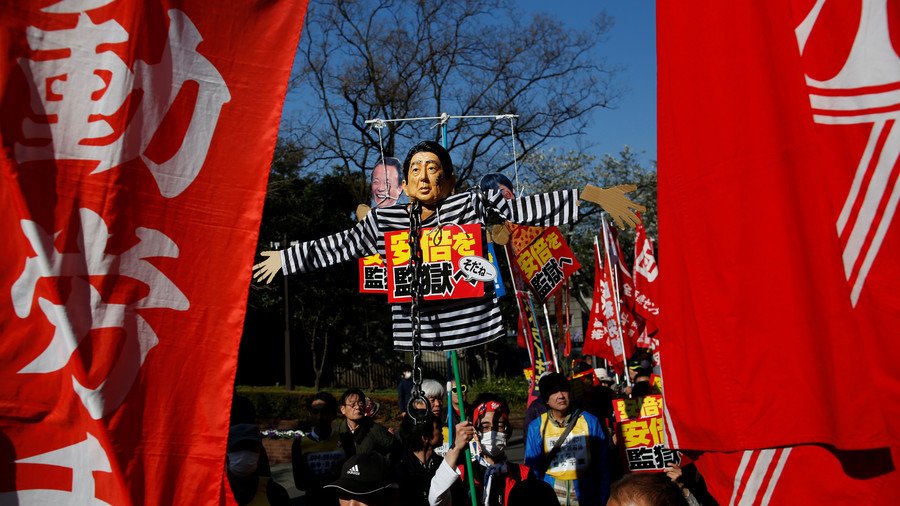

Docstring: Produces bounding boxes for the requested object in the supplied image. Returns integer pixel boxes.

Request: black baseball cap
[324,452,398,496]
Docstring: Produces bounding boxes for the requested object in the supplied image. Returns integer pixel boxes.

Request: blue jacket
[524,409,610,504]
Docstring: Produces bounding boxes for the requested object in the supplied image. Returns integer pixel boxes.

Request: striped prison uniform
[280,188,579,351]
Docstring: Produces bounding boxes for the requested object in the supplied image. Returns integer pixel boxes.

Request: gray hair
[421,379,445,399]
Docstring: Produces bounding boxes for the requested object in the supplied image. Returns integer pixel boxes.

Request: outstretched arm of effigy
[252,216,379,284]
[580,184,646,229]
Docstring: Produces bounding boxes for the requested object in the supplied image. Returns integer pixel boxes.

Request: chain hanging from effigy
[407,199,428,425]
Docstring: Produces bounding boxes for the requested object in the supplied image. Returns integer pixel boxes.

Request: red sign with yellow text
[384,224,484,303]
[514,227,580,302]
[613,395,679,472]
[358,254,388,293]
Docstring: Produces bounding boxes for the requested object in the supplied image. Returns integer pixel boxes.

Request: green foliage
[469,376,529,407]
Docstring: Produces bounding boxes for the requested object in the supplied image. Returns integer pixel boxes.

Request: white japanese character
[0,433,111,505]
[16,4,230,198]
[12,208,188,419]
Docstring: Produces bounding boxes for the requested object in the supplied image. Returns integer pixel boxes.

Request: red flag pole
[502,243,536,369]
[602,215,631,386]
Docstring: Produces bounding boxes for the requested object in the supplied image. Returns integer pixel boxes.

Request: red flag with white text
[602,217,639,358]
[582,244,624,373]
[659,0,899,501]
[0,1,308,503]
[632,218,660,330]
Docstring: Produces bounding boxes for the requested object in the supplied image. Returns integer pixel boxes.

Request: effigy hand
[581,184,646,229]
[252,251,282,284]
[489,224,511,246]
[356,204,371,222]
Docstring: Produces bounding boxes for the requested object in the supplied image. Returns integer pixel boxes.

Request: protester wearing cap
[525,373,610,505]
[292,392,344,505]
[436,397,556,506]
[325,451,399,506]
[225,423,290,505]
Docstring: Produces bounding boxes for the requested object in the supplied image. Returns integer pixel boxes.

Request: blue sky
[519,0,657,163]
[281,1,656,164]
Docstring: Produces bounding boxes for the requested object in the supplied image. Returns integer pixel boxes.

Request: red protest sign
[613,395,679,472]
[384,224,484,303]
[358,254,388,293]
[514,227,580,302]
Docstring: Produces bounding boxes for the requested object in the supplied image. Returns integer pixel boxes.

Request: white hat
[594,368,615,383]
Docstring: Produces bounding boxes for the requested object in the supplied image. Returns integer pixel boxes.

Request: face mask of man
[227,450,260,477]
[479,431,507,457]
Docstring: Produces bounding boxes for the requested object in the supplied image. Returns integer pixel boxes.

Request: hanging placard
[384,224,484,303]
[358,253,388,293]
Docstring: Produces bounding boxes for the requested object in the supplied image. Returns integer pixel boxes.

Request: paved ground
[271,436,526,504]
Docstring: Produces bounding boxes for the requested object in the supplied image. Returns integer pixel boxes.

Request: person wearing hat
[225,423,290,505]
[432,398,556,506]
[292,392,345,505]
[525,373,610,505]
[253,140,645,353]
[325,451,399,506]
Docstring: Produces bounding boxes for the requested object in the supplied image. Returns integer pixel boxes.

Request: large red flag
[659,0,900,501]
[0,1,307,503]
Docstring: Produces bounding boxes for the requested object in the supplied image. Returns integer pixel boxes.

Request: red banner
[384,224,484,303]
[632,218,659,328]
[582,246,622,372]
[659,0,899,451]
[513,226,580,303]
[0,1,307,503]
[659,0,900,501]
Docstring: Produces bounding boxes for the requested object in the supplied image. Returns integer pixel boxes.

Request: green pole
[450,350,478,506]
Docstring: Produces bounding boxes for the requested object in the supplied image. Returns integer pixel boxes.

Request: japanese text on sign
[358,254,387,293]
[515,227,580,302]
[384,224,484,303]
[613,395,678,472]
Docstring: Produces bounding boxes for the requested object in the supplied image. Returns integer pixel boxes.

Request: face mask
[479,431,507,457]
[227,450,259,477]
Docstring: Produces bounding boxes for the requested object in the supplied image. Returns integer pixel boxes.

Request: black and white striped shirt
[281,188,579,351]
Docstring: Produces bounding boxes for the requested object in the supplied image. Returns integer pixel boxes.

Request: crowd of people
[225,354,716,506]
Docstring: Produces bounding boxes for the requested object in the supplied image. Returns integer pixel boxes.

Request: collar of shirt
[548,410,576,428]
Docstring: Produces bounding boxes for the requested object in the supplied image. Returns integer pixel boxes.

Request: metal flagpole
[601,215,632,387]
[541,302,561,372]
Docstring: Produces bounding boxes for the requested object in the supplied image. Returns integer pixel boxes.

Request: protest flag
[659,0,900,501]
[632,216,660,330]
[0,1,308,503]
[582,236,625,374]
